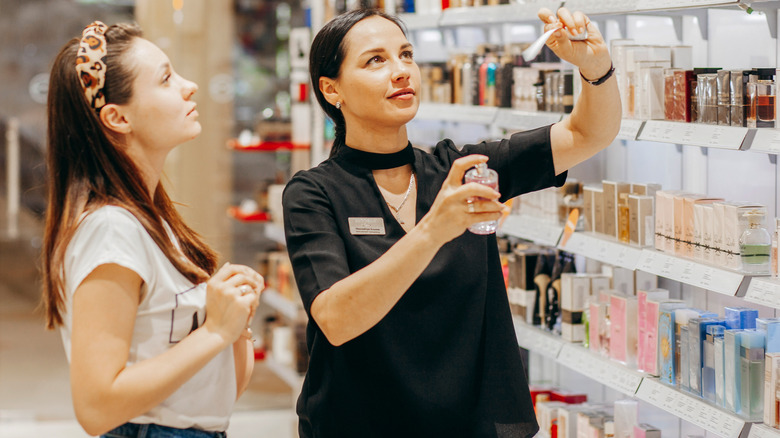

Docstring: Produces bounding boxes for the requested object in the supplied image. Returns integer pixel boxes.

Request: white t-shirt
[60,205,236,431]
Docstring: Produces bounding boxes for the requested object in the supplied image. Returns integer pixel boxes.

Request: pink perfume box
[610,293,638,365]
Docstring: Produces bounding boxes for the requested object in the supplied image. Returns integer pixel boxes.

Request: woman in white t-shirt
[41,22,264,437]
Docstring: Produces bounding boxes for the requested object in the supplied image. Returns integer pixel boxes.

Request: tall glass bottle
[747,68,776,128]
[739,209,771,274]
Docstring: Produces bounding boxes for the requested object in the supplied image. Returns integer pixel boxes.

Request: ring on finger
[467,201,476,214]
[239,284,253,296]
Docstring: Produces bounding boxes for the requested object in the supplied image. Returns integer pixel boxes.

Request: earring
[335,101,341,110]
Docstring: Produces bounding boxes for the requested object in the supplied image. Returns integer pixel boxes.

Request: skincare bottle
[717,70,731,126]
[774,218,780,277]
[740,330,765,420]
[696,73,718,124]
[715,335,725,407]
[680,326,690,391]
[465,163,499,234]
[730,69,753,127]
[725,329,744,413]
[747,68,776,128]
[739,209,771,274]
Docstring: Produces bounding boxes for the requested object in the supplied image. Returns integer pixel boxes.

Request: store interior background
[1,0,780,437]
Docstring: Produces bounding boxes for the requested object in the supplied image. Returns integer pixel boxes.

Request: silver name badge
[348,217,386,235]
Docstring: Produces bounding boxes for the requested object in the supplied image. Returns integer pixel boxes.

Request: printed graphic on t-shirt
[169,285,206,343]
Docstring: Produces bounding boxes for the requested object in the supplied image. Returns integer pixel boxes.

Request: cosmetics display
[578,180,659,246]
[532,397,657,438]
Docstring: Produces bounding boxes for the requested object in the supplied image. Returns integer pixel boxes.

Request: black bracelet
[580,63,615,86]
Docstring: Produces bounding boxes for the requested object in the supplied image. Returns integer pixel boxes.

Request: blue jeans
[102,422,227,438]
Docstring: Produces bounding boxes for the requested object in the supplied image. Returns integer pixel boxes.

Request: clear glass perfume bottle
[739,209,771,274]
[465,162,499,235]
[747,69,776,128]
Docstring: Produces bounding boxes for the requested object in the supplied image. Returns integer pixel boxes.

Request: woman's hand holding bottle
[421,154,507,245]
[204,263,264,345]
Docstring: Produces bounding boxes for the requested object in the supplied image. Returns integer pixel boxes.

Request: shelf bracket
[749,2,779,39]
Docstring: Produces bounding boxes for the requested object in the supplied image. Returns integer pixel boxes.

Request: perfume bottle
[465,163,499,234]
[618,193,630,243]
[773,217,780,277]
[747,68,776,128]
[739,209,771,274]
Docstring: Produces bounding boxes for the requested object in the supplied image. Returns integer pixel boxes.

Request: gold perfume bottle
[618,193,630,243]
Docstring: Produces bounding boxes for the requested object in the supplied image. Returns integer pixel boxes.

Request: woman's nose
[391,59,410,82]
[182,78,198,99]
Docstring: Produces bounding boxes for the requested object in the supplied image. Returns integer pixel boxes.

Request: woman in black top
[282,7,619,437]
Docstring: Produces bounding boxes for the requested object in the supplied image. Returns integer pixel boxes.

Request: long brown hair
[42,23,217,329]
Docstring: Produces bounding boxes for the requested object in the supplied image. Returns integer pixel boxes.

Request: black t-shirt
[282,125,566,438]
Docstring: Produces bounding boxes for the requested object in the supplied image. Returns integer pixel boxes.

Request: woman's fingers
[443,154,488,189]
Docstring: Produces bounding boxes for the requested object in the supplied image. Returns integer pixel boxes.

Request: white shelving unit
[744,277,780,309]
[499,214,563,247]
[513,318,752,436]
[558,231,645,270]
[749,423,780,438]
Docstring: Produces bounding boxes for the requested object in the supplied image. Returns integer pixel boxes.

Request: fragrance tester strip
[397,1,780,437]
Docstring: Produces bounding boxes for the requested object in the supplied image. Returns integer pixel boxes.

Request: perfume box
[634,424,662,438]
[719,201,765,270]
[700,203,716,263]
[590,275,611,300]
[725,306,759,330]
[507,248,540,291]
[593,187,605,235]
[612,267,635,296]
[614,400,638,438]
[658,302,683,385]
[603,181,630,239]
[635,270,658,293]
[688,318,725,397]
[583,185,597,232]
[645,299,685,376]
[561,274,590,342]
[664,191,685,253]
[636,289,671,373]
[724,329,745,412]
[730,69,751,127]
[629,194,654,246]
[536,401,566,434]
[684,197,721,257]
[680,326,690,391]
[609,293,638,365]
[558,405,588,438]
[764,352,780,427]
[654,190,666,250]
[529,385,554,408]
[631,182,662,197]
[715,336,725,407]
[757,317,780,353]
[677,194,708,256]
[703,325,724,403]
[717,69,731,126]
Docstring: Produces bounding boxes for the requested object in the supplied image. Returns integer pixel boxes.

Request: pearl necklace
[385,172,415,225]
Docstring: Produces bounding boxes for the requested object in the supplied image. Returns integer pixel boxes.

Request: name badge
[348,217,386,235]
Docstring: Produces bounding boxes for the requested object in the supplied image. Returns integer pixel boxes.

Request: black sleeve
[458,124,567,202]
[282,173,351,316]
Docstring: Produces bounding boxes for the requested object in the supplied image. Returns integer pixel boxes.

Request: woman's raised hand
[537,7,612,80]
[421,154,507,245]
[204,263,264,344]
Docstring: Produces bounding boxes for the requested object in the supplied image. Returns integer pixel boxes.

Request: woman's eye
[368,55,384,65]
[402,51,414,60]
[162,74,171,84]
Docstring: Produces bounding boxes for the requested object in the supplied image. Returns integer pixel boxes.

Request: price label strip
[494,109,563,132]
[557,344,643,396]
[638,121,748,150]
[513,318,564,359]
[749,128,780,155]
[560,232,643,270]
[563,0,639,14]
[636,378,745,438]
[637,250,744,296]
[744,277,780,309]
[500,215,563,247]
[749,423,780,438]
[617,119,643,140]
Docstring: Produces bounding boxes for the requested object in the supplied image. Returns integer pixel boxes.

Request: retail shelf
[439,3,559,27]
[617,119,644,140]
[636,249,748,296]
[499,215,563,247]
[635,378,747,438]
[749,423,780,438]
[563,0,762,14]
[748,128,780,155]
[557,343,644,397]
[397,12,440,30]
[558,232,645,270]
[228,206,270,222]
[227,139,309,151]
[264,356,304,389]
[416,103,498,125]
[743,276,780,309]
[637,120,750,150]
[513,318,566,359]
[262,288,301,321]
[494,110,563,132]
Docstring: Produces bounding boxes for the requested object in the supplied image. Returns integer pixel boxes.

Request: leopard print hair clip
[75,21,108,110]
